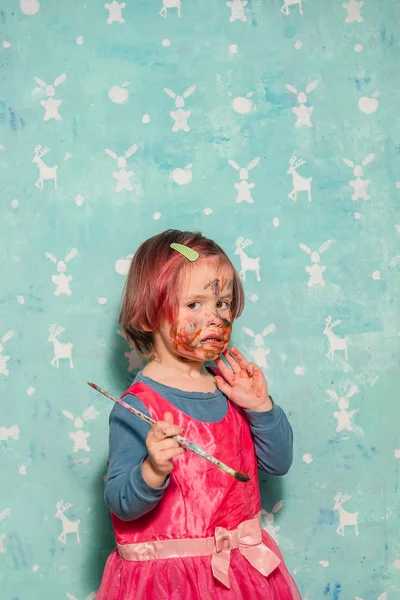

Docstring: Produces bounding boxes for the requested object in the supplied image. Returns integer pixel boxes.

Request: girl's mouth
[200,337,223,347]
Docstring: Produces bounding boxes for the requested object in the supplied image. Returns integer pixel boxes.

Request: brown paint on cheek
[170,322,203,354]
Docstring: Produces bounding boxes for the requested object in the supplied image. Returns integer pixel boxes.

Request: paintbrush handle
[88,382,250,482]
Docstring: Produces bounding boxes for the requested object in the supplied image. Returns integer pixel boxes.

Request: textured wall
[1,1,400,598]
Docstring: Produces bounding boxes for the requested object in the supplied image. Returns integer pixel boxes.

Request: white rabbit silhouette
[0,330,15,377]
[105,1,126,24]
[326,385,361,434]
[33,74,67,120]
[261,501,284,543]
[159,0,181,18]
[343,153,375,201]
[226,0,247,22]
[299,240,334,287]
[105,144,138,192]
[343,0,363,23]
[164,85,196,132]
[242,324,276,369]
[228,158,260,204]
[286,80,319,128]
[45,249,78,296]
[62,406,98,453]
[281,0,303,16]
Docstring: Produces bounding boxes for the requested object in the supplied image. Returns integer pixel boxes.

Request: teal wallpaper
[1,1,400,598]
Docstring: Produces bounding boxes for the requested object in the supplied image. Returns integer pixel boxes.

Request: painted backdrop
[1,1,400,599]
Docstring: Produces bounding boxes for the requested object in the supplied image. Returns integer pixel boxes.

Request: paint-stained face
[158,259,233,363]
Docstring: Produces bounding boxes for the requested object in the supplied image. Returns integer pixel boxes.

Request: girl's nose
[205,311,223,327]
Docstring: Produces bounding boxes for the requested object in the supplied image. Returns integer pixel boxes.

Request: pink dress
[97,375,302,600]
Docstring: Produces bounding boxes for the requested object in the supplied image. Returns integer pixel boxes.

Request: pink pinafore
[97,375,301,600]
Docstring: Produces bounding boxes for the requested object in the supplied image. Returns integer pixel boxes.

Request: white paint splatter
[0,508,11,521]
[272,217,280,227]
[358,94,380,114]
[162,38,171,47]
[76,36,84,45]
[394,449,400,458]
[0,425,20,441]
[232,93,254,114]
[153,212,161,220]
[354,44,363,52]
[11,199,19,209]
[294,40,303,50]
[16,296,25,304]
[170,165,193,185]
[372,270,381,280]
[108,83,129,104]
[396,182,400,189]
[249,294,258,302]
[26,386,35,395]
[394,559,400,569]
[115,255,133,275]
[32,564,39,572]
[319,560,329,567]
[295,366,305,375]
[20,0,40,15]
[98,297,107,305]
[229,44,238,54]
[204,208,213,215]
[303,454,313,464]
[354,212,361,219]
[19,465,27,475]
[142,114,150,124]
[64,152,72,161]
[75,194,84,206]
[3,41,11,48]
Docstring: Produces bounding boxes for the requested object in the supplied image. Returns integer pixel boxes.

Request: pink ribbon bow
[211,516,281,588]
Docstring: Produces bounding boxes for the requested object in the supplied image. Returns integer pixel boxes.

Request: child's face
[158,259,233,363]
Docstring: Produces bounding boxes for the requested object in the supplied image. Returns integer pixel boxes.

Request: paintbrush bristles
[87,381,250,483]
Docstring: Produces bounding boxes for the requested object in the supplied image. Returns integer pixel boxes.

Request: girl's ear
[140,321,152,332]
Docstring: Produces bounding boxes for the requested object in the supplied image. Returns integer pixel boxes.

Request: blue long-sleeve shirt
[104,371,293,521]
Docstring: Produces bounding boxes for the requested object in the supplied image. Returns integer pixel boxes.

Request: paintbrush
[87,381,250,483]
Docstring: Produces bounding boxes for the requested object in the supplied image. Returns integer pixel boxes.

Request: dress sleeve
[244,399,294,476]
[104,393,170,521]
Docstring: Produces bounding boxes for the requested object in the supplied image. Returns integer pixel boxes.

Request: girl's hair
[119,229,245,358]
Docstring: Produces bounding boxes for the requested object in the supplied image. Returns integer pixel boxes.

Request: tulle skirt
[96,530,301,600]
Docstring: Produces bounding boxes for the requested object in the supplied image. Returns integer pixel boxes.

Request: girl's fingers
[151,419,183,441]
[224,349,241,374]
[229,347,249,370]
[163,411,173,425]
[215,375,232,399]
[155,438,181,451]
[215,358,235,384]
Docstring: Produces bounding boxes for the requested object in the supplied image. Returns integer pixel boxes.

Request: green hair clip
[170,243,199,262]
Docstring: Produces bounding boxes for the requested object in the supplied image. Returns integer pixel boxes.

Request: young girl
[97,229,301,599]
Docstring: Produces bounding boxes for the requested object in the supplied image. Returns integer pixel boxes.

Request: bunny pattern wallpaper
[1,1,400,599]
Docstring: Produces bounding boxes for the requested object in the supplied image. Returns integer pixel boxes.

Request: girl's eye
[216,301,231,310]
[187,302,201,310]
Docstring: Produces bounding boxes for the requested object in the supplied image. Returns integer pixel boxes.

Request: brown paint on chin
[169,316,232,361]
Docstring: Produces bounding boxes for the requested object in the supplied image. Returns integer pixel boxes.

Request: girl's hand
[215,347,273,412]
[142,412,185,488]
